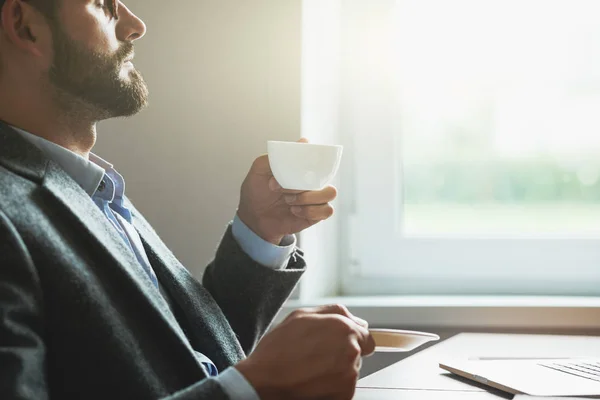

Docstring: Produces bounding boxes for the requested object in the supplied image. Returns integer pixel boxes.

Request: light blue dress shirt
[14,127,296,400]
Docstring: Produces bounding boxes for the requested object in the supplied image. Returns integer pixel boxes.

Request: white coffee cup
[267,141,343,191]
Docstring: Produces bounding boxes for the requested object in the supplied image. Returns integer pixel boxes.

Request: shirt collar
[89,153,127,205]
[12,126,121,198]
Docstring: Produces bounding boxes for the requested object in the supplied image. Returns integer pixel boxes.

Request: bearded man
[0,0,374,399]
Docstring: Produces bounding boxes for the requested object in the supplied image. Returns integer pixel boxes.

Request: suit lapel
[41,163,205,355]
[130,207,245,369]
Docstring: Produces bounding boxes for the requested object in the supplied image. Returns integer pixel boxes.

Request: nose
[116,2,147,42]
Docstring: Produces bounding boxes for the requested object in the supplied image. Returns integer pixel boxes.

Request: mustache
[115,43,135,63]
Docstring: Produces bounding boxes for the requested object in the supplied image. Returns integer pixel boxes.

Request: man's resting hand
[236,304,376,400]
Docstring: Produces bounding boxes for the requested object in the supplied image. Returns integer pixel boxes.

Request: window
[303,0,600,295]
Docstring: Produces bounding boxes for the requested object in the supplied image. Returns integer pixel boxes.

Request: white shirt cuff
[231,214,296,269]
[216,367,261,400]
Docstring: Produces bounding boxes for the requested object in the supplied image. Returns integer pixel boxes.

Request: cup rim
[267,140,343,149]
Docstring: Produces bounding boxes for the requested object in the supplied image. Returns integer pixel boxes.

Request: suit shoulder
[0,163,37,187]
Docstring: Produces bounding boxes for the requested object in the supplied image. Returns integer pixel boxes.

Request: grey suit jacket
[0,121,306,399]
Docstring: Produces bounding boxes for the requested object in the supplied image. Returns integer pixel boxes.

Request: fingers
[310,305,376,357]
[361,330,376,357]
[270,181,337,223]
[310,304,368,327]
[297,137,309,143]
[290,204,334,221]
[268,177,306,194]
[316,305,372,352]
[288,304,373,349]
[284,185,337,206]
[269,177,335,200]
[347,320,375,357]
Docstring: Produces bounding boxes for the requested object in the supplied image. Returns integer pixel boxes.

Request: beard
[48,23,149,120]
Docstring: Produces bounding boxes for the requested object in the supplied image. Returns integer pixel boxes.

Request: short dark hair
[0,0,122,20]
[0,0,58,20]
[12,0,119,19]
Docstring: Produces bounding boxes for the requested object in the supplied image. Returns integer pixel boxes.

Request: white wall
[95,0,301,278]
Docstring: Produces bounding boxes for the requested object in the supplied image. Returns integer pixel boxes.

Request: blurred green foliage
[404,158,600,204]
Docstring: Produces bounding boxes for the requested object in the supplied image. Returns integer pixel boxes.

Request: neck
[0,78,99,159]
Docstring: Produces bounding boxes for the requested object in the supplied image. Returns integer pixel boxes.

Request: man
[0,0,375,399]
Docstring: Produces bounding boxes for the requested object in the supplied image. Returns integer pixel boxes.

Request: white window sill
[279,296,600,330]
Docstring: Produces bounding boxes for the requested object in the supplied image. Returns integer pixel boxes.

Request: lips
[123,52,135,64]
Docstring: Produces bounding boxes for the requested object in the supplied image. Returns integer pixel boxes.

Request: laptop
[439,357,600,396]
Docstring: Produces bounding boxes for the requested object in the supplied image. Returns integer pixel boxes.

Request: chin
[119,68,136,81]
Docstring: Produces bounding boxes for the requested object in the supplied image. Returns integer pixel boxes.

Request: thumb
[297,137,309,144]
[251,154,272,174]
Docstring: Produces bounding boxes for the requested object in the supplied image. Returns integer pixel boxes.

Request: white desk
[354,333,600,399]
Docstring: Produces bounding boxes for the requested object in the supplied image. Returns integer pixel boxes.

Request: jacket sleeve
[202,225,306,354]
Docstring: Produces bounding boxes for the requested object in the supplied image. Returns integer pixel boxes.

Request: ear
[1,0,49,58]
